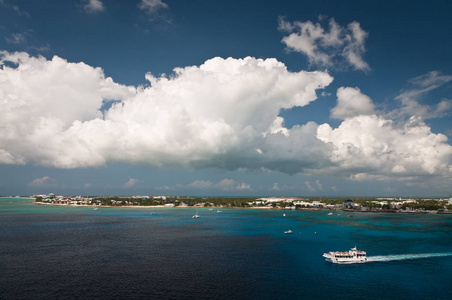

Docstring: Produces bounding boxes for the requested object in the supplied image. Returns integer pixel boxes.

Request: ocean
[1,197,452,299]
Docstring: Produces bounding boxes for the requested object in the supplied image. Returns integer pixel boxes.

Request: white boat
[216,210,222,213]
[328,212,333,215]
[192,208,200,218]
[283,213,286,217]
[284,230,293,234]
[93,208,99,211]
[323,247,367,264]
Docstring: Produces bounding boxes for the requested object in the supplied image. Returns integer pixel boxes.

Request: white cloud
[0,52,331,170]
[5,33,25,44]
[156,185,173,191]
[0,0,29,17]
[0,51,135,167]
[124,178,139,188]
[29,176,56,187]
[304,181,315,191]
[84,0,104,13]
[188,180,213,188]
[317,114,452,180]
[331,87,375,120]
[393,71,452,120]
[216,179,251,191]
[138,0,168,15]
[187,179,251,191]
[1,51,452,186]
[315,179,323,190]
[279,16,370,72]
[316,79,452,182]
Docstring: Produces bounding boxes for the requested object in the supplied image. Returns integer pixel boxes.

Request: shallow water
[1,198,452,299]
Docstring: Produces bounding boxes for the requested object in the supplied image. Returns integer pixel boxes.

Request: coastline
[33,202,449,214]
[35,202,166,209]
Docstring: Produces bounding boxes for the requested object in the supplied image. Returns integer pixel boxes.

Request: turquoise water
[1,198,452,299]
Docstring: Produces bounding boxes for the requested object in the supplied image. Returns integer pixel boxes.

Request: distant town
[29,194,452,214]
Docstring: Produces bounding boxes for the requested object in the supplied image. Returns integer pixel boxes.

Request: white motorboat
[323,247,367,264]
[193,208,200,218]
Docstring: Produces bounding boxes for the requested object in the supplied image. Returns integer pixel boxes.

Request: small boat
[284,230,293,234]
[150,212,156,215]
[328,212,333,215]
[216,210,222,213]
[283,213,286,217]
[93,208,99,211]
[193,208,200,218]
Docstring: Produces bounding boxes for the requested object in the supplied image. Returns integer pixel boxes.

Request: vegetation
[87,196,256,207]
[33,194,452,212]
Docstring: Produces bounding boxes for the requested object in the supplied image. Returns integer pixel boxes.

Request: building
[343,199,356,209]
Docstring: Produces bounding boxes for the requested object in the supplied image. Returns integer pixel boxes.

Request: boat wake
[367,252,452,262]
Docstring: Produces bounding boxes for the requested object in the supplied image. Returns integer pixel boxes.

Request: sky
[0,0,451,197]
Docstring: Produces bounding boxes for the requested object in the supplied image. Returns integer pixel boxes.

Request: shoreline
[33,202,449,214]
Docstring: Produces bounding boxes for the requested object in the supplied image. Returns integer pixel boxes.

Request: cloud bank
[1,51,451,184]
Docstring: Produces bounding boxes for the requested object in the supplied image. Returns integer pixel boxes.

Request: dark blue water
[1,198,452,299]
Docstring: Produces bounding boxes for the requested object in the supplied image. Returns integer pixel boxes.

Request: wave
[367,252,452,262]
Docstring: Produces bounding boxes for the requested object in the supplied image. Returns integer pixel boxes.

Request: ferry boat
[323,247,367,264]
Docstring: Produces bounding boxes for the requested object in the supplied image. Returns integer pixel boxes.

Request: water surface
[1,198,452,299]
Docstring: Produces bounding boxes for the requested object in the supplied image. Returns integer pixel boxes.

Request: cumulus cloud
[0,51,135,167]
[1,51,452,185]
[316,81,452,181]
[124,178,140,188]
[279,16,370,71]
[83,0,104,13]
[317,115,452,180]
[29,176,56,187]
[0,52,331,170]
[331,87,375,120]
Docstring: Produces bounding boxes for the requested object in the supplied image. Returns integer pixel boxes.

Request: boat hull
[324,257,367,264]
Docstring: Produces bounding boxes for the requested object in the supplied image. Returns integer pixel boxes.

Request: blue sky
[0,0,451,197]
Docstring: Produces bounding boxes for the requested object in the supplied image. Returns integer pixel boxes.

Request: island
[30,194,452,214]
